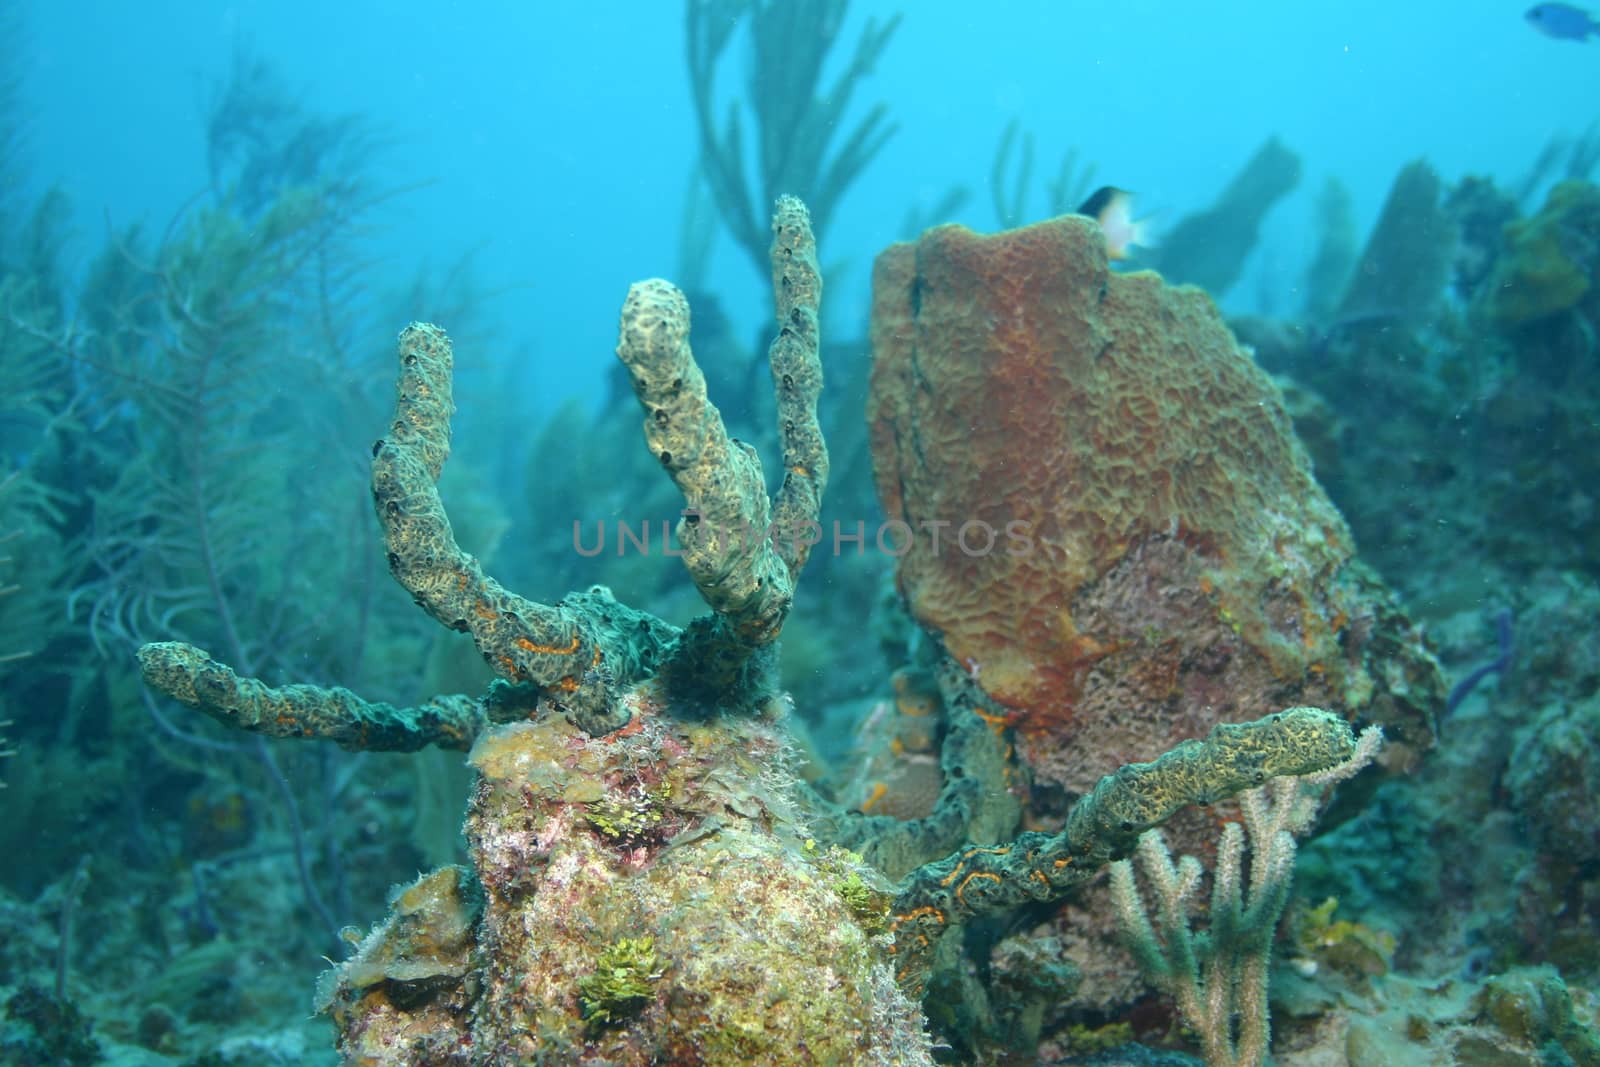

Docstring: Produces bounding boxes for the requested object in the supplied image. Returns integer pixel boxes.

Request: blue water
[27,2,1593,407]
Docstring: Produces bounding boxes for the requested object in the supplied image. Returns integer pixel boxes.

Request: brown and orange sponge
[868,213,1443,802]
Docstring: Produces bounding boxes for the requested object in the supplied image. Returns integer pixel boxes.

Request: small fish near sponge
[867,214,1443,805]
[1075,185,1153,261]
[1480,180,1600,327]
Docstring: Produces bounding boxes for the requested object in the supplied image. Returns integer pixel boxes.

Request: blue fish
[1526,3,1600,40]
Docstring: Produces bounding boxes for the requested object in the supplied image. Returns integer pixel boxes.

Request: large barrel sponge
[868,214,1440,799]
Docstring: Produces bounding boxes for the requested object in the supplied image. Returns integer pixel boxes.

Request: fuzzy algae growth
[1483,181,1600,326]
[578,938,662,1027]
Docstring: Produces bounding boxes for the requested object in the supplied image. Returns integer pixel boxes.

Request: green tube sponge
[137,641,484,751]
[887,706,1356,985]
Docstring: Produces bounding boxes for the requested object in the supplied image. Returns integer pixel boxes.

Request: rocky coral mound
[320,690,930,1066]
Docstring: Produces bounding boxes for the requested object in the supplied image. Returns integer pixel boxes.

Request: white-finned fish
[1075,186,1153,261]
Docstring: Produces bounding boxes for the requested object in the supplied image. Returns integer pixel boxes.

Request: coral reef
[40,21,1600,1067]
[122,182,1390,1064]
[1215,153,1600,1066]
[1244,174,1600,592]
[69,39,1597,1063]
